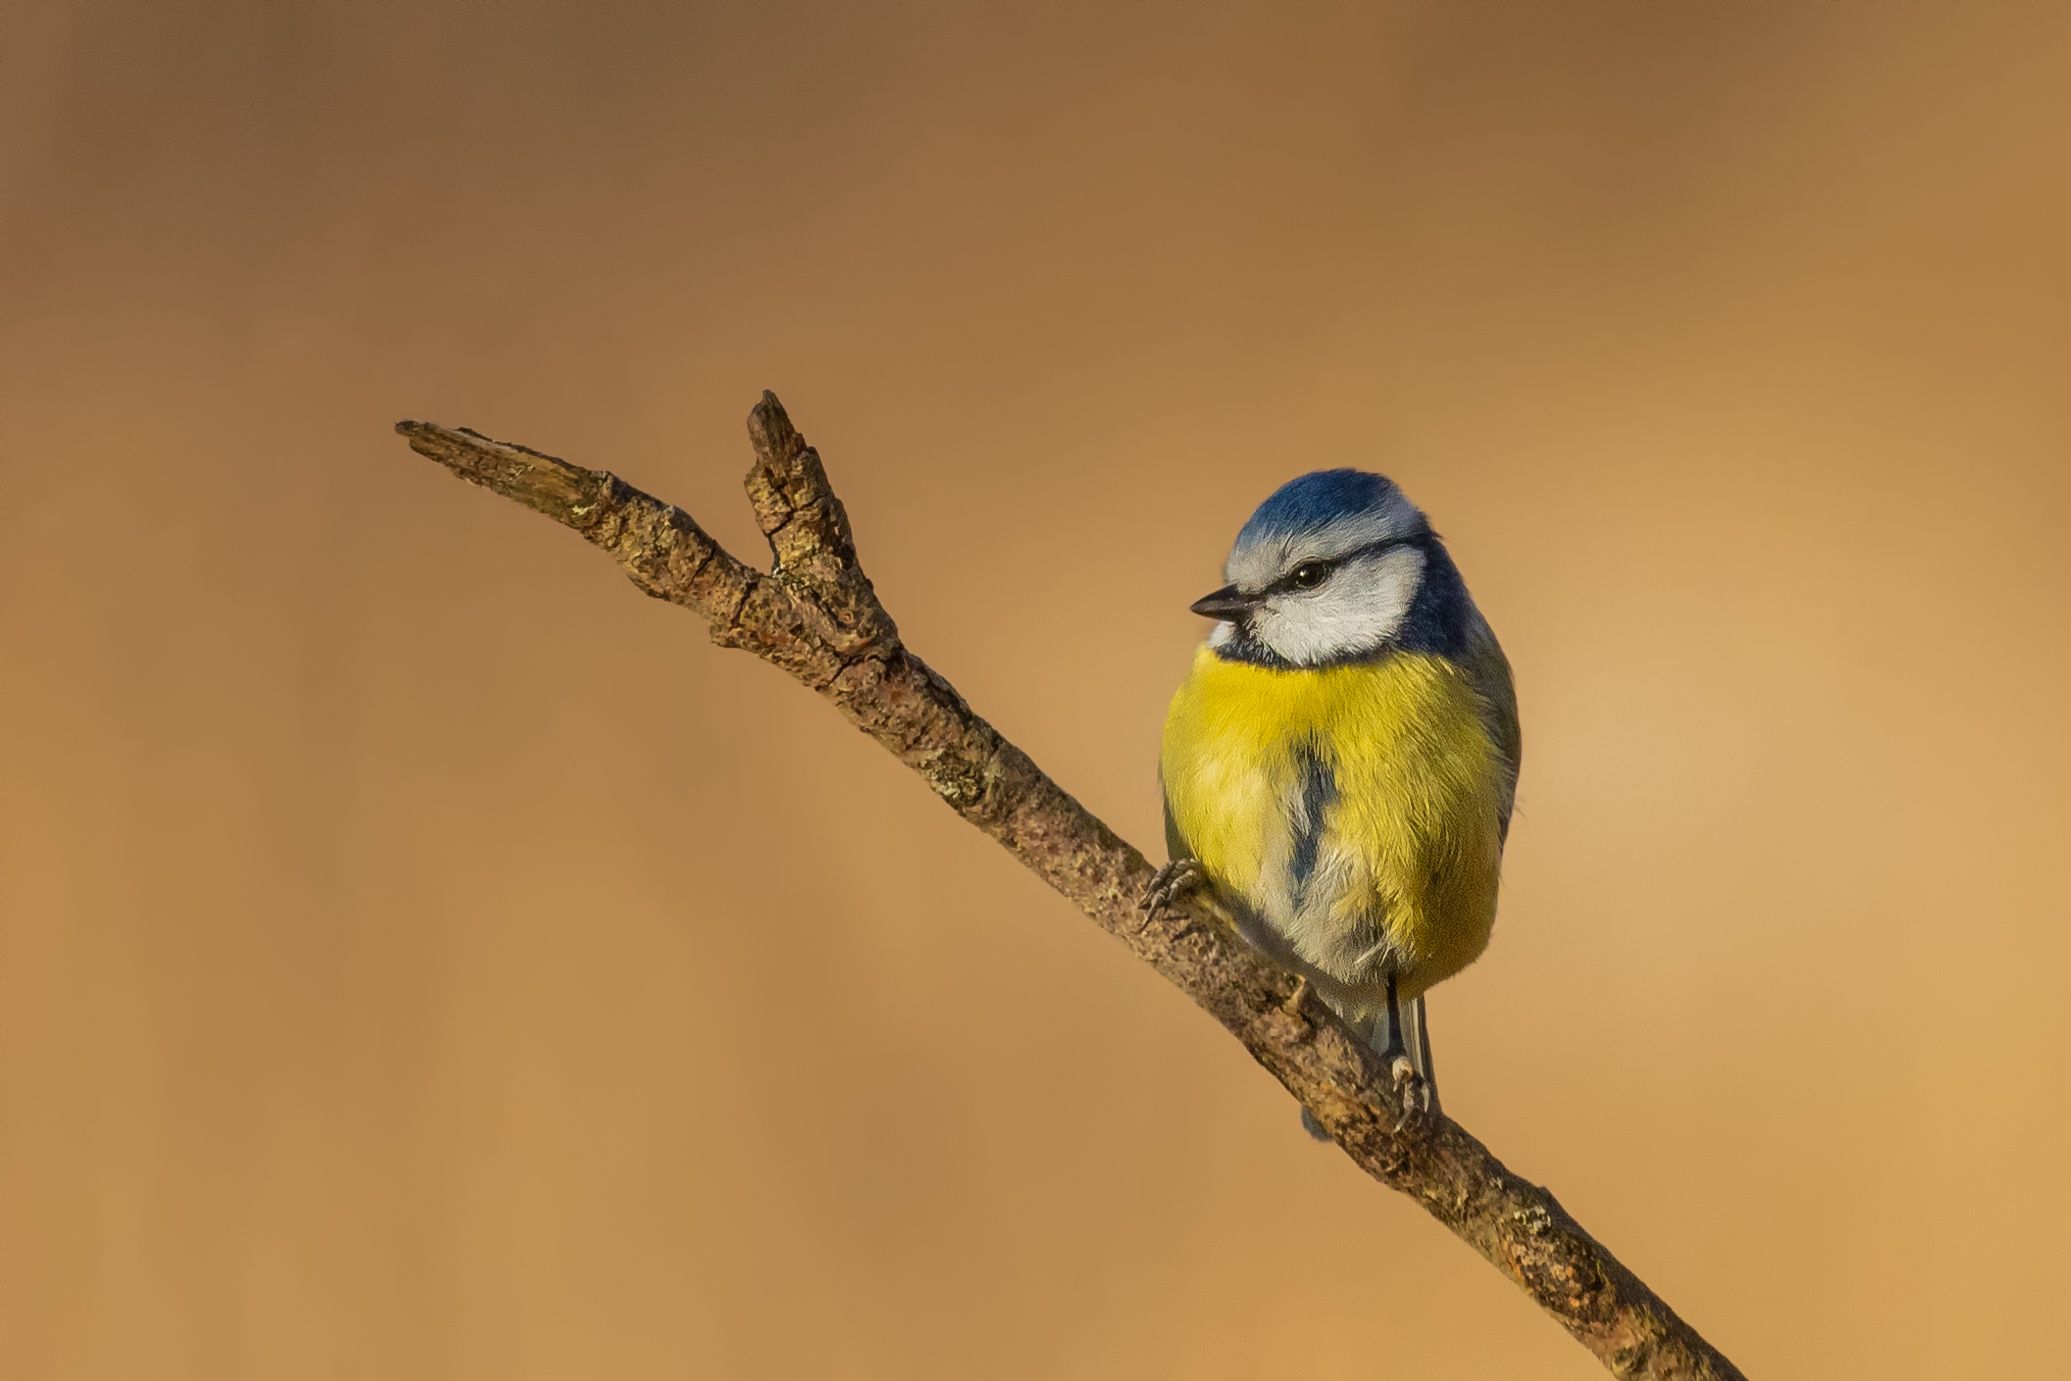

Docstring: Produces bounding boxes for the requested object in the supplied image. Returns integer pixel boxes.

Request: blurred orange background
[6,4,2070,1377]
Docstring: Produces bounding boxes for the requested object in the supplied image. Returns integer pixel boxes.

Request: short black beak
[1189,584,1258,620]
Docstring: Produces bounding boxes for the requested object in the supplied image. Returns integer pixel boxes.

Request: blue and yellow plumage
[1154,469,1520,1117]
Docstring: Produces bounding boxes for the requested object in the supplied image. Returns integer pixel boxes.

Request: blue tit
[1150,469,1520,1120]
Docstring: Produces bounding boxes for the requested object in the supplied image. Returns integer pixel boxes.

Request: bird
[1146,468,1520,1124]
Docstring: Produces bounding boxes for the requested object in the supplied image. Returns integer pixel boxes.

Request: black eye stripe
[1268,535,1427,595]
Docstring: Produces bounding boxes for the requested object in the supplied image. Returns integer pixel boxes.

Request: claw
[1389,1053,1435,1129]
[1281,974,1311,1017]
[1140,858,1207,920]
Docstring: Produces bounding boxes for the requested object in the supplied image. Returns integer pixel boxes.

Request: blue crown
[1236,469,1402,547]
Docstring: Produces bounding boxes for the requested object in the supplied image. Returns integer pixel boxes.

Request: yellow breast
[1159,645,1506,998]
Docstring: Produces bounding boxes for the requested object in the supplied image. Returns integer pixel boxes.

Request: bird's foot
[1275,977,1308,1022]
[1281,974,1311,1016]
[1139,858,1207,921]
[1389,1054,1436,1129]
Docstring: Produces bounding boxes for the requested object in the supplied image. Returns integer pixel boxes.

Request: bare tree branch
[394,394,1746,1381]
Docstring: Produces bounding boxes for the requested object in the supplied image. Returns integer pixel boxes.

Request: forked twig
[393,394,1744,1381]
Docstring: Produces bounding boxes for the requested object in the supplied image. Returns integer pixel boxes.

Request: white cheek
[1253,549,1424,665]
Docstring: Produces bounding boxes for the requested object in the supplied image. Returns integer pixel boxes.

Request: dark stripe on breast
[1289,742,1335,909]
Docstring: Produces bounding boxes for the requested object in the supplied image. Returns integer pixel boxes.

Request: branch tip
[741,393,868,604]
[747,390,805,468]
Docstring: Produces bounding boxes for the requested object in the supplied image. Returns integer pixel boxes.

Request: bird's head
[1193,469,1440,667]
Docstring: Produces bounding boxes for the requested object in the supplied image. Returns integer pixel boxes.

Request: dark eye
[1289,560,1332,589]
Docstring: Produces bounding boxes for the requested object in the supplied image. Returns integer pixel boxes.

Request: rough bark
[393,394,1747,1381]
